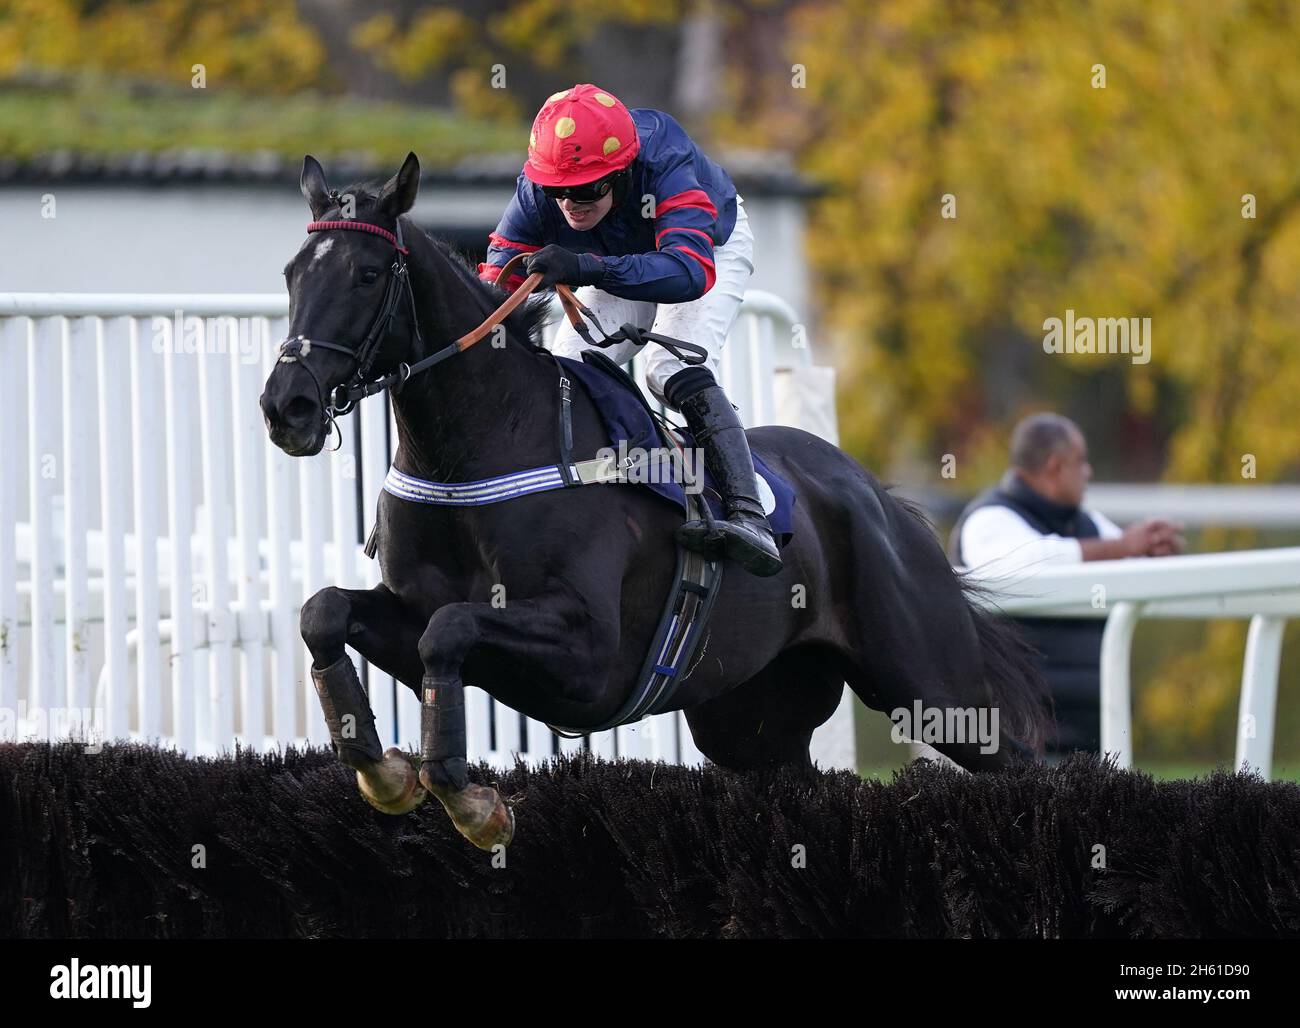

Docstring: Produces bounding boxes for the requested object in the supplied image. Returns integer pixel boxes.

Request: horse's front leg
[416,595,607,851]
[300,583,428,815]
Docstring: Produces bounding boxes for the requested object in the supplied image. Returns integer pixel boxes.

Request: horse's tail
[959,574,1053,759]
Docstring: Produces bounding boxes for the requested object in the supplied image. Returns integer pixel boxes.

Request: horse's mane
[338,180,552,352]
[422,230,553,353]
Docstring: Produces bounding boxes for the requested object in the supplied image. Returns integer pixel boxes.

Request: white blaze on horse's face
[308,237,335,268]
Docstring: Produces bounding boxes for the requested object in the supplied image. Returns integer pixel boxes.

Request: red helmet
[523,84,640,187]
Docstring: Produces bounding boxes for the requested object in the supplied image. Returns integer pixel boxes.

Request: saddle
[555,351,797,539]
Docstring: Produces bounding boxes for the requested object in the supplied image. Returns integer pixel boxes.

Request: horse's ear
[301,155,331,219]
[378,152,420,218]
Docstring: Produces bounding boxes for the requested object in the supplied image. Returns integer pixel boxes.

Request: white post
[525,716,553,766]
[198,327,235,751]
[230,329,267,751]
[27,317,60,719]
[558,730,585,758]
[589,727,617,760]
[62,317,93,729]
[1236,614,1284,777]
[263,317,298,745]
[0,319,22,735]
[464,687,491,764]
[1099,601,1142,769]
[810,686,858,771]
[677,710,706,766]
[128,317,163,743]
[163,341,196,751]
[747,313,776,427]
[494,698,521,767]
[96,317,130,740]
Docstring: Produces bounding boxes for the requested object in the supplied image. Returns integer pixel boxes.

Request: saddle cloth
[558,353,797,545]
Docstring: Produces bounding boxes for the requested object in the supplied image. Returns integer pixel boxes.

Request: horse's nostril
[285,397,319,424]
[259,392,278,426]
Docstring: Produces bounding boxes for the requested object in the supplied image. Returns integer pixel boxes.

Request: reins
[277,218,710,438]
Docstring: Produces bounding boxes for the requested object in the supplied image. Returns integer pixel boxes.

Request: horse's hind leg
[683,645,847,773]
[300,583,428,814]
[841,617,1038,773]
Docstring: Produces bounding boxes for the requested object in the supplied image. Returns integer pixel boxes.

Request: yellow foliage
[710,0,1300,486]
[0,0,325,92]
[353,9,477,83]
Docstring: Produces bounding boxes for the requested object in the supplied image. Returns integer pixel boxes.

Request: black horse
[260,153,1049,851]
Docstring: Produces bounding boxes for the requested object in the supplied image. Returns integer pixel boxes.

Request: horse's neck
[389,248,561,481]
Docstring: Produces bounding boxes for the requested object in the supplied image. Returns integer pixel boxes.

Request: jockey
[478,84,782,577]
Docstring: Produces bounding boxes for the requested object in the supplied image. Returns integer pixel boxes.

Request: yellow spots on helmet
[554,117,576,139]
[602,136,621,156]
[593,92,617,108]
[529,130,537,149]
[548,89,571,103]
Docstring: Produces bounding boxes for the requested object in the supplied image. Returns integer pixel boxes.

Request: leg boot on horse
[311,656,427,815]
[418,675,514,851]
[301,585,428,815]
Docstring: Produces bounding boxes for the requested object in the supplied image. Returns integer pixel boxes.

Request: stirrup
[676,512,782,577]
[720,512,783,577]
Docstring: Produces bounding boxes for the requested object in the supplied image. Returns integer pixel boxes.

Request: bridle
[276,215,547,435]
[277,215,423,423]
[276,211,710,440]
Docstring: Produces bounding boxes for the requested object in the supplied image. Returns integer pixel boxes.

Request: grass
[0,76,526,166]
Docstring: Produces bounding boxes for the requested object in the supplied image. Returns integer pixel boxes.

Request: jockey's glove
[526,245,605,289]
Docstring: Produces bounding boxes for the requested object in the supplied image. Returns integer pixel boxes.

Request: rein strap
[282,227,708,423]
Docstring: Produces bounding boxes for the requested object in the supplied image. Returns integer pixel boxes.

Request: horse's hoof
[430,782,515,851]
[357,747,427,815]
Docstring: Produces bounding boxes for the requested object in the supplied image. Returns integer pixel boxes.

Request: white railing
[0,290,850,768]
[965,548,1300,777]
[1082,484,1300,528]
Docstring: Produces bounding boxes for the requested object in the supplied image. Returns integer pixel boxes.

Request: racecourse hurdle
[0,289,851,767]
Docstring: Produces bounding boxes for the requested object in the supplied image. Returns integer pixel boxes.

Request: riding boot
[670,379,783,577]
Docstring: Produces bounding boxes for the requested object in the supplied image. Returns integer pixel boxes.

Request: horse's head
[260,152,422,456]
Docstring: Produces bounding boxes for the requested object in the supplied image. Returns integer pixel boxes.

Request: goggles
[541,174,618,204]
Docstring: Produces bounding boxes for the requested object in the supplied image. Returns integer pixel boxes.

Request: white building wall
[1,184,811,313]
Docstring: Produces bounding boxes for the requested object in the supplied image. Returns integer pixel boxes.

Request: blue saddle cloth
[558,354,797,545]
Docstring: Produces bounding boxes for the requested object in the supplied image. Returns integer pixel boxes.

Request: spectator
[948,413,1185,758]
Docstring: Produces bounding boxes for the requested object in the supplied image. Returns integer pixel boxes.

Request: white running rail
[964,548,1300,778]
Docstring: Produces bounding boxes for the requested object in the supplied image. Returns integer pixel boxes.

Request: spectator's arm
[1076,510,1130,560]
[1085,514,1186,559]
[1088,510,1125,540]
[1078,536,1134,561]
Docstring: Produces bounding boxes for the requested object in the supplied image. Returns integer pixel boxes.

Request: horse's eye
[359,268,381,285]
